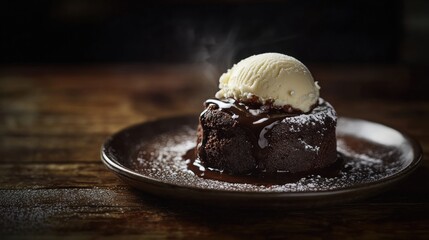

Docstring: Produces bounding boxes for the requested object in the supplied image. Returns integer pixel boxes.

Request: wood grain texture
[0,64,428,239]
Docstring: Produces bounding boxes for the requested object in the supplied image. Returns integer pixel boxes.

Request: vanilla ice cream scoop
[215,53,320,113]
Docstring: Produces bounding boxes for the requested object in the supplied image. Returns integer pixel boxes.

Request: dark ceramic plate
[101,115,422,208]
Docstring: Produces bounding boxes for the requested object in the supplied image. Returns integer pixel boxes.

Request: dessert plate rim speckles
[100,115,422,208]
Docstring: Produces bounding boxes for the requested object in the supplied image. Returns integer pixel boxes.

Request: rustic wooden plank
[0,187,428,237]
[0,134,108,163]
[0,163,124,188]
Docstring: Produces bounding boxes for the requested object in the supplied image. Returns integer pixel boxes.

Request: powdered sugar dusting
[282,98,336,128]
[299,138,320,153]
[129,119,411,193]
[338,139,383,164]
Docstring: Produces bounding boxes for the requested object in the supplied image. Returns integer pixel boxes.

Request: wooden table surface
[1,64,428,239]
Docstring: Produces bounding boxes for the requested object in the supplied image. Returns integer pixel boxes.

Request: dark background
[1,0,429,66]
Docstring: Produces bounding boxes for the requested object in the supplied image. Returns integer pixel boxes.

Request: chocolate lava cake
[196,98,337,174]
[196,52,338,175]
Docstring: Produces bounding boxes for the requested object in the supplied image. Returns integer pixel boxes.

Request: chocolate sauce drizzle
[201,98,302,149]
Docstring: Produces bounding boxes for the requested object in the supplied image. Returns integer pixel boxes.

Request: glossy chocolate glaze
[201,98,306,149]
